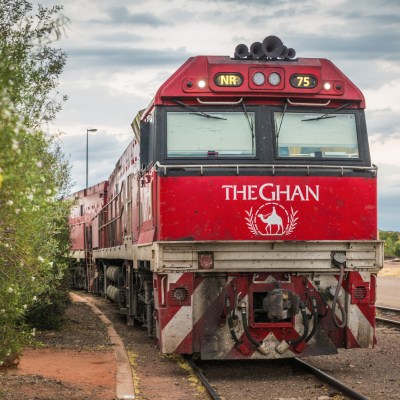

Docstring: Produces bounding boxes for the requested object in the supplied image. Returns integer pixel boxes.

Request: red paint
[152,56,365,109]
[154,272,194,353]
[157,175,377,241]
[347,271,376,328]
[68,181,107,251]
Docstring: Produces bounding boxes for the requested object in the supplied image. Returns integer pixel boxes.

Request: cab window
[274,111,359,158]
[167,111,255,158]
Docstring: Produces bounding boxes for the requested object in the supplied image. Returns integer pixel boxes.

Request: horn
[279,45,289,59]
[287,48,296,59]
[262,35,284,58]
[234,44,249,59]
[250,42,264,59]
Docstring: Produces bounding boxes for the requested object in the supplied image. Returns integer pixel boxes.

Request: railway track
[184,356,222,400]
[376,305,400,328]
[291,358,369,400]
[185,356,369,400]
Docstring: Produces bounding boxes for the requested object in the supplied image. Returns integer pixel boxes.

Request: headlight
[252,72,265,86]
[268,72,281,86]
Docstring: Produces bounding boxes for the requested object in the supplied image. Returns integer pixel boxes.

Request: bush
[379,230,400,258]
[26,287,70,331]
[0,0,70,364]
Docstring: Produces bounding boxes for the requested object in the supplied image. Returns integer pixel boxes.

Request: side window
[140,113,154,169]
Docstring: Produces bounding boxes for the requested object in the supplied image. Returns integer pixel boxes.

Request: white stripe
[161,304,193,353]
[314,275,374,347]
[162,276,237,354]
[347,273,374,347]
[167,272,185,285]
[160,272,189,353]
[193,276,235,326]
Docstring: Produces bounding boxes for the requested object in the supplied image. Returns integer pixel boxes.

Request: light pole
[86,128,97,188]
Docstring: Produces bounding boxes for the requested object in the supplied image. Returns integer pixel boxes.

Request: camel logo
[245,203,298,236]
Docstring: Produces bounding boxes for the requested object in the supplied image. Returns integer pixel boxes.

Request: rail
[376,305,400,313]
[185,355,370,400]
[98,180,125,230]
[292,358,369,400]
[155,161,378,176]
[376,306,400,328]
[184,356,221,400]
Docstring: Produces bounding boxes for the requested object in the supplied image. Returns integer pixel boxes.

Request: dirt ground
[0,293,205,400]
[379,258,400,277]
[0,298,117,400]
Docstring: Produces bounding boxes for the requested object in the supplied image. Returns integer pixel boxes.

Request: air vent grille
[169,284,191,306]
[351,282,370,304]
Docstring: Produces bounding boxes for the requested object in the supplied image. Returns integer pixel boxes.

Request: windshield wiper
[172,99,227,120]
[301,103,351,121]
[276,100,288,144]
[241,102,253,132]
[241,101,255,150]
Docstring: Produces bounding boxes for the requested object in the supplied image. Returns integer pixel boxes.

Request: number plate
[290,74,317,89]
[214,73,244,87]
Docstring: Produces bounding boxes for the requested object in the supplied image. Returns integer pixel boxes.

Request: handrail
[98,203,125,230]
[287,98,331,106]
[101,179,125,210]
[97,180,126,231]
[197,97,243,105]
[154,161,377,176]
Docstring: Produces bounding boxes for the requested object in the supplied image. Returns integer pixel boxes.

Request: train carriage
[69,36,383,360]
[68,181,107,291]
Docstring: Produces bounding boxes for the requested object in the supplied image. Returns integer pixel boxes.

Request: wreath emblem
[245,203,298,236]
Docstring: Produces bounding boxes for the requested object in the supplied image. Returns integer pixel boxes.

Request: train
[68,35,384,360]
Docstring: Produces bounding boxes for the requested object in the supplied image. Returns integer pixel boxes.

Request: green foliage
[0,0,69,125]
[25,285,71,331]
[379,230,400,258]
[0,0,70,365]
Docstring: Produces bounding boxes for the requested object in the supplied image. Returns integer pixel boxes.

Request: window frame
[152,105,371,167]
[269,106,369,165]
[160,105,262,163]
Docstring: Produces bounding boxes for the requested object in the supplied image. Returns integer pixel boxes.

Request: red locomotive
[69,36,383,359]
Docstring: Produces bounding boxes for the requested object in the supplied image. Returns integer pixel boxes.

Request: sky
[33,0,400,231]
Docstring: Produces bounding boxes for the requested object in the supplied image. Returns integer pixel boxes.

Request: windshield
[167,111,255,158]
[274,111,359,158]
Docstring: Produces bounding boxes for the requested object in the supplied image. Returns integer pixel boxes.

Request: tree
[379,231,400,258]
[0,0,69,125]
[0,0,70,365]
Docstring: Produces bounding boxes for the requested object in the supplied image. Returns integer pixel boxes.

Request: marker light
[198,80,206,89]
[252,72,265,86]
[268,72,281,86]
[198,252,214,269]
[323,82,332,91]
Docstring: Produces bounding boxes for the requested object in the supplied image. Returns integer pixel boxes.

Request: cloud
[103,6,171,27]
[370,137,400,169]
[286,32,400,61]
[65,46,192,69]
[210,0,295,4]
[60,130,133,188]
[93,32,147,43]
[377,162,400,230]
[367,109,400,138]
